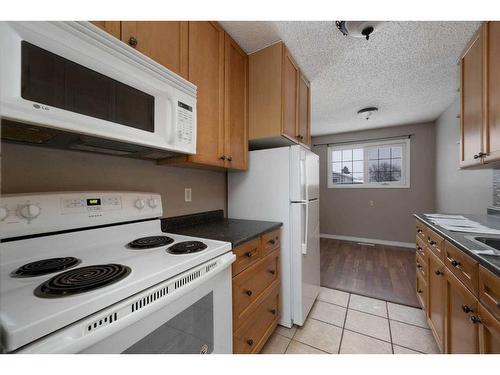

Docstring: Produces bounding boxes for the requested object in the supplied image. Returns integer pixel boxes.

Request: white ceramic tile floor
[260,287,439,354]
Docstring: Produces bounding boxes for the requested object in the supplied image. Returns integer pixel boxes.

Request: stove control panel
[0,192,162,240]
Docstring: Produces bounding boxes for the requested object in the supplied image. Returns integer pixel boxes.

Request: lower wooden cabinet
[231,228,281,353]
[427,251,445,351]
[444,269,479,354]
[415,219,500,354]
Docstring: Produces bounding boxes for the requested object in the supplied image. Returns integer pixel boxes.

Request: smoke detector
[357,107,378,120]
[336,21,384,40]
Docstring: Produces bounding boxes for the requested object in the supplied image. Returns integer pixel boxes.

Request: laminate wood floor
[320,238,419,308]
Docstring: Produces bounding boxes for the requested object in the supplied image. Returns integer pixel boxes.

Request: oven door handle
[18,252,236,353]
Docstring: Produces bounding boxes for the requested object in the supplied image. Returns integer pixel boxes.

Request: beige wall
[312,122,436,244]
[435,98,493,213]
[1,143,227,218]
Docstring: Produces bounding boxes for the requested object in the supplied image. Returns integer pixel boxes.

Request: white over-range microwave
[0,21,197,159]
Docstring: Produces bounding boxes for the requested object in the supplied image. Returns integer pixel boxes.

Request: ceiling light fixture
[357,107,379,120]
[335,21,383,40]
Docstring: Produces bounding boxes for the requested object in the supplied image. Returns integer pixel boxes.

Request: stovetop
[0,219,232,352]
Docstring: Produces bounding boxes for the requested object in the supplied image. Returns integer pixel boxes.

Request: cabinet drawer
[479,266,500,321]
[233,284,280,354]
[416,251,428,279]
[426,228,445,260]
[444,241,478,295]
[261,229,280,257]
[232,249,280,328]
[416,236,427,259]
[416,270,428,310]
[232,238,261,276]
[416,220,427,241]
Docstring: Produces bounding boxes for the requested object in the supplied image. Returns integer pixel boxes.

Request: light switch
[184,188,192,202]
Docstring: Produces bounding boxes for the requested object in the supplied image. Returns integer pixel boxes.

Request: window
[328,138,410,188]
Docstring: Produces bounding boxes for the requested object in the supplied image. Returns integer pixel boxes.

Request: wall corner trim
[320,233,415,249]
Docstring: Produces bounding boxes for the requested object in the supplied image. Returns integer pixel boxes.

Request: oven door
[17,253,235,354]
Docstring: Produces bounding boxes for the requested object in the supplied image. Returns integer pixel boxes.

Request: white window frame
[327,138,411,189]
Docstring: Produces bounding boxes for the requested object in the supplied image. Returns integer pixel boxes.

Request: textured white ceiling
[219,21,480,136]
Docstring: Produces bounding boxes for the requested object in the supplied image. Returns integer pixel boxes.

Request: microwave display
[21,41,155,133]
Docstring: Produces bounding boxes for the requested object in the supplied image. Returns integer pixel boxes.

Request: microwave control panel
[176,101,194,145]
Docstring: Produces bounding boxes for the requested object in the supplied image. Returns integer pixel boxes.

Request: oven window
[122,292,214,354]
[21,41,154,132]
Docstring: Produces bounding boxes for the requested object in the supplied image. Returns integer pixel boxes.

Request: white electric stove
[0,191,234,354]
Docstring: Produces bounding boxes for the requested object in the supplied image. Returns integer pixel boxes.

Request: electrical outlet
[369,200,374,207]
[184,188,192,202]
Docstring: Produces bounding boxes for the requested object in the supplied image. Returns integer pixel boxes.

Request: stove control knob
[0,207,8,221]
[135,199,146,210]
[20,204,41,220]
[148,198,158,208]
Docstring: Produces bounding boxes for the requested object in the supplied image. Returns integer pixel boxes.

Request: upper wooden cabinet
[120,22,188,79]
[249,42,311,149]
[460,21,500,167]
[298,72,311,146]
[88,21,248,170]
[90,21,121,39]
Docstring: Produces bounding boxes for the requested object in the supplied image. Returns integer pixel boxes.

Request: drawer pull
[245,290,253,296]
[470,315,481,324]
[416,263,422,269]
[462,305,473,314]
[416,246,422,251]
[268,269,276,275]
[435,270,443,276]
[428,240,437,246]
[450,259,461,268]
[270,309,276,315]
[246,339,254,346]
[268,239,276,245]
[417,229,423,234]
[128,36,138,47]
[417,289,423,294]
[245,251,254,258]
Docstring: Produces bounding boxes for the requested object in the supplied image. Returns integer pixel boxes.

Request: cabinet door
[282,46,299,142]
[445,270,479,353]
[90,21,121,39]
[298,72,311,147]
[460,29,484,167]
[478,303,500,353]
[187,22,225,168]
[428,251,445,351]
[224,33,248,170]
[484,21,500,164]
[121,22,188,78]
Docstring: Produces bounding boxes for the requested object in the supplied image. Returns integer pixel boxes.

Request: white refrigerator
[228,145,320,327]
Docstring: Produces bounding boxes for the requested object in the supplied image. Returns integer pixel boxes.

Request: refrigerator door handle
[297,201,308,255]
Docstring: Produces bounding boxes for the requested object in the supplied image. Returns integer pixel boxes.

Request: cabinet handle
[268,269,276,275]
[245,251,253,258]
[416,263,422,269]
[428,239,437,246]
[435,270,443,276]
[416,246,422,251]
[298,135,304,140]
[470,315,481,324]
[128,36,138,47]
[474,152,486,159]
[245,290,253,296]
[268,239,276,245]
[246,339,254,346]
[219,155,226,160]
[270,309,276,315]
[227,156,232,161]
[462,305,473,314]
[450,259,461,268]
[417,289,423,294]
[417,229,423,234]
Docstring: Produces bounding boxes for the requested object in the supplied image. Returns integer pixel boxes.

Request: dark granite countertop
[414,212,500,276]
[161,210,282,248]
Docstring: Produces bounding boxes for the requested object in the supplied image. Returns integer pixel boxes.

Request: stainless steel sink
[474,237,500,251]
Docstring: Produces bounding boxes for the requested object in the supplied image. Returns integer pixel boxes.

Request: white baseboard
[320,233,415,249]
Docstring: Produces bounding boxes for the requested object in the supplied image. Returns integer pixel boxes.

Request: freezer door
[290,145,307,202]
[306,150,320,200]
[290,199,320,326]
